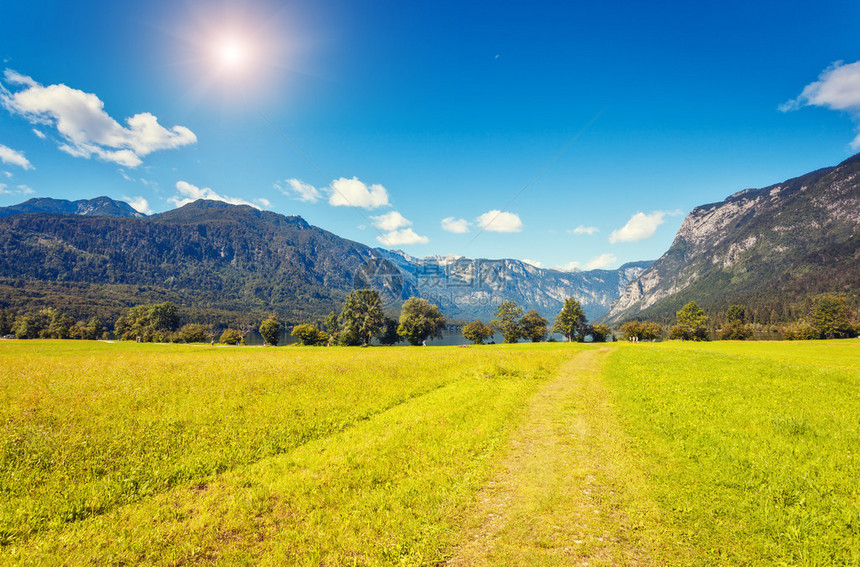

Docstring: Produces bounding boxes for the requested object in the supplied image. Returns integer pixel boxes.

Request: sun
[216,38,248,71]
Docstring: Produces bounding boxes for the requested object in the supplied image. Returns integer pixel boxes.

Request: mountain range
[0,197,648,325]
[2,151,857,328]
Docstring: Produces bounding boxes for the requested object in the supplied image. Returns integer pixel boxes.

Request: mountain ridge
[0,196,146,219]
[606,152,860,323]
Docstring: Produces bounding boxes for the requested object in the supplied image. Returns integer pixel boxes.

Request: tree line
[1,292,856,345]
[619,295,859,342]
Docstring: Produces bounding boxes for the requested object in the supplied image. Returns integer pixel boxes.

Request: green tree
[219,328,244,345]
[114,302,180,342]
[179,323,212,343]
[676,301,709,341]
[492,300,523,343]
[721,305,753,340]
[259,315,283,346]
[46,308,74,339]
[378,317,402,346]
[291,323,328,346]
[553,298,587,342]
[520,309,549,342]
[397,297,446,346]
[812,295,851,339]
[0,309,15,336]
[85,317,103,340]
[12,313,40,339]
[462,320,495,345]
[323,310,340,345]
[147,302,180,333]
[621,320,663,341]
[340,289,384,346]
[782,321,818,340]
[589,323,613,342]
[727,305,746,324]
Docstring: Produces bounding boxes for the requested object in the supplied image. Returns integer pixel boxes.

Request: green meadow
[1,339,858,565]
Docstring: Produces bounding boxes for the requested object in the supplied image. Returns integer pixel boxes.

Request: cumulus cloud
[0,69,196,167]
[610,210,680,243]
[522,259,543,268]
[0,143,33,169]
[568,225,598,235]
[122,196,153,215]
[554,261,581,272]
[781,61,860,148]
[278,176,390,209]
[255,198,272,209]
[369,211,428,245]
[476,209,523,233]
[371,210,411,231]
[585,253,617,270]
[441,216,470,233]
[329,176,389,209]
[169,181,255,208]
[278,178,322,203]
[376,228,429,246]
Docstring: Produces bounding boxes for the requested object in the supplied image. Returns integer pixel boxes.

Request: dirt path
[445,347,653,566]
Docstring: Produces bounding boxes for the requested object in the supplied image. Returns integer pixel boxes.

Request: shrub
[219,328,244,345]
[291,324,329,346]
[179,323,212,343]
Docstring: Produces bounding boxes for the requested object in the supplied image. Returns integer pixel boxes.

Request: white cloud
[522,259,543,268]
[568,225,598,235]
[371,210,411,231]
[476,209,523,233]
[1,69,196,167]
[255,198,272,208]
[4,69,36,87]
[554,261,581,272]
[0,143,33,169]
[2,171,11,178]
[278,176,391,209]
[441,216,470,233]
[169,180,256,208]
[329,176,389,209]
[0,183,34,195]
[609,210,680,243]
[376,228,429,246]
[124,196,153,215]
[32,128,45,139]
[279,178,322,203]
[781,61,860,148]
[585,253,617,270]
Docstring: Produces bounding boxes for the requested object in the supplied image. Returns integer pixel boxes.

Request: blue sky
[1,0,859,271]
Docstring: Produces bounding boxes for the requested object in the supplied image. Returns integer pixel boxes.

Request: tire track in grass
[446,347,657,566]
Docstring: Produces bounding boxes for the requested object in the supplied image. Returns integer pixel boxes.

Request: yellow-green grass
[4,339,859,565]
[448,347,656,566]
[1,340,585,563]
[604,340,860,565]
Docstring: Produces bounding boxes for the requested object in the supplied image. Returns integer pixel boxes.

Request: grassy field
[0,340,583,564]
[604,341,860,566]
[1,339,858,565]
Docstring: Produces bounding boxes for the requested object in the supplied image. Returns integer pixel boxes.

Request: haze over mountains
[1,152,857,326]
